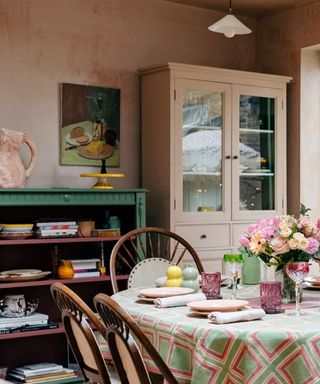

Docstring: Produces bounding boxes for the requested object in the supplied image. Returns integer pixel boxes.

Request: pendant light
[208,0,252,38]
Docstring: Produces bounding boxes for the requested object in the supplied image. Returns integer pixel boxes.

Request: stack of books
[0,313,59,334]
[70,258,100,278]
[35,220,78,238]
[6,362,83,383]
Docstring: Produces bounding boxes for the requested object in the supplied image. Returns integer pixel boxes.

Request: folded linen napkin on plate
[208,308,265,324]
[154,292,207,308]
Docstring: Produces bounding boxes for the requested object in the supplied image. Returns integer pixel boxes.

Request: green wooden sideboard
[0,188,147,370]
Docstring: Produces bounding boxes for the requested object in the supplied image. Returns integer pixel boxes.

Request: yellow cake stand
[80,173,125,189]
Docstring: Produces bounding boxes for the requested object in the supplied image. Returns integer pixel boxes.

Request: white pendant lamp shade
[208,1,252,38]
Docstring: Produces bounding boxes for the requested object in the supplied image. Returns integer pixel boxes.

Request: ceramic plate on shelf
[187,299,249,313]
[0,269,42,276]
[0,233,33,240]
[139,287,194,299]
[0,269,51,282]
[2,224,33,233]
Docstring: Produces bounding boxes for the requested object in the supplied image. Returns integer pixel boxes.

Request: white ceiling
[163,0,320,18]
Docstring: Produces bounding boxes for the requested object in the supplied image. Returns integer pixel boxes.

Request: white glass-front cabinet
[140,63,291,271]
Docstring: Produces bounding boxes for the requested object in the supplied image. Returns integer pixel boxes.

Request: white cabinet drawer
[232,223,251,247]
[175,224,231,248]
[181,249,231,273]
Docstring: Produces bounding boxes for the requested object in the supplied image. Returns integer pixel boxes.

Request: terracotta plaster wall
[256,2,320,214]
[0,0,255,188]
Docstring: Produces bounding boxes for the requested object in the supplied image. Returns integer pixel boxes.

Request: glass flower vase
[275,268,303,304]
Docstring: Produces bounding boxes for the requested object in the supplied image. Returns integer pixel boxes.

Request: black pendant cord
[229,0,232,13]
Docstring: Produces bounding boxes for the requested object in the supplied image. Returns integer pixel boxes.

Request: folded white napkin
[154,292,207,308]
[208,308,265,324]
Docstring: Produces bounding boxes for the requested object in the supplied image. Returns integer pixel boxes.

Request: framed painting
[60,83,120,167]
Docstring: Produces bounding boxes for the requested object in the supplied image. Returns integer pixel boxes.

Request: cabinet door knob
[64,194,71,202]
[233,155,239,159]
[200,234,207,239]
[225,155,231,159]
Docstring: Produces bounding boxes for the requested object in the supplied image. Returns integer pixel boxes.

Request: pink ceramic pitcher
[0,128,38,188]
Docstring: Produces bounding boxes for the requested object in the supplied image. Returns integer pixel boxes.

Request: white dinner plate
[303,283,320,290]
[139,287,194,298]
[187,299,249,313]
[304,276,320,286]
[189,306,251,316]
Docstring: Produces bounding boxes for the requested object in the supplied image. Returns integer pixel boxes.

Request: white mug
[0,294,26,317]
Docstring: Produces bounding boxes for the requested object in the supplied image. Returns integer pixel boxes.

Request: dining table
[106,285,320,384]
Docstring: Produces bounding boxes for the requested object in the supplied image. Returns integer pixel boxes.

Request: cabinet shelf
[183,172,221,176]
[240,172,274,177]
[239,128,274,133]
[0,236,121,246]
[0,323,64,340]
[183,125,221,130]
[0,275,129,289]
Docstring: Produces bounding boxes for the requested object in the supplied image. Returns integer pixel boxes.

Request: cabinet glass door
[232,86,284,220]
[175,79,232,222]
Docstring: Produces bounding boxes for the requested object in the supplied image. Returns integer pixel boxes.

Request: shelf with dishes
[240,171,274,177]
[182,170,274,177]
[0,274,129,289]
[183,171,222,177]
[183,125,221,131]
[239,128,274,134]
[0,235,121,246]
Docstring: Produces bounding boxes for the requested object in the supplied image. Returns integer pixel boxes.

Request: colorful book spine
[36,221,77,227]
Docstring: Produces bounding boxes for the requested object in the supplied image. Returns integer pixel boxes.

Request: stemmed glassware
[285,261,309,316]
[223,254,244,299]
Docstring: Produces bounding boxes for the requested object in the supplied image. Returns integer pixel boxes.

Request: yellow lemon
[165,265,183,287]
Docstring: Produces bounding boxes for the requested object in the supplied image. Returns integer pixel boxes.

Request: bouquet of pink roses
[239,214,320,271]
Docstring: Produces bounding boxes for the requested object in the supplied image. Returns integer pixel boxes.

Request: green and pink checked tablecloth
[111,286,320,384]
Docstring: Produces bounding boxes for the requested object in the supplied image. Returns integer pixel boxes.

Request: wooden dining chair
[50,281,107,337]
[110,226,204,293]
[61,309,112,384]
[94,293,179,384]
[50,282,112,384]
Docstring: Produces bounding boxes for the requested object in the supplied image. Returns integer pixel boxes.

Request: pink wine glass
[285,262,309,316]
